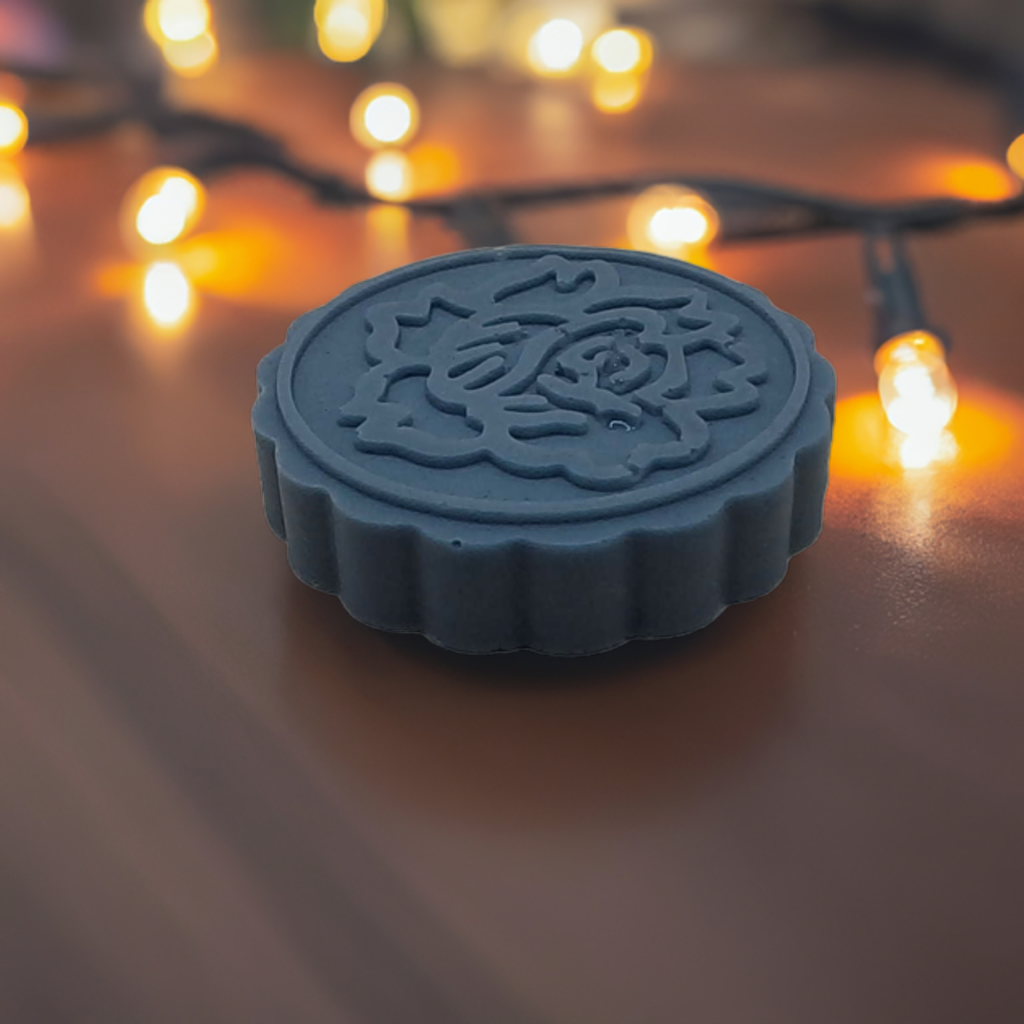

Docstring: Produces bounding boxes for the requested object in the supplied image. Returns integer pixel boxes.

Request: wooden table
[2,52,1024,1024]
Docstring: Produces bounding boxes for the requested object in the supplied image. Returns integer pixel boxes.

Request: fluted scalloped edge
[253,289,835,656]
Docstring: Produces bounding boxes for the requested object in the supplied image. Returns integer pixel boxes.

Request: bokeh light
[123,167,206,248]
[0,161,31,229]
[144,0,218,75]
[0,102,28,157]
[153,0,209,42]
[527,18,584,75]
[143,260,193,328]
[942,160,1019,201]
[874,331,958,437]
[316,0,387,63]
[350,83,420,149]
[591,72,643,114]
[366,203,410,273]
[161,31,218,75]
[627,185,720,258]
[365,150,414,201]
[1007,134,1024,180]
[408,141,461,194]
[591,28,652,75]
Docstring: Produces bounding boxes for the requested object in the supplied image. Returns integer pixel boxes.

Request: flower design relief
[338,254,768,491]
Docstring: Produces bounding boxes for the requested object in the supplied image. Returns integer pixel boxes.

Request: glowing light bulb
[627,184,719,258]
[0,162,30,229]
[143,261,193,327]
[161,30,218,76]
[591,27,651,74]
[590,71,643,113]
[527,18,584,75]
[350,83,420,150]
[365,150,413,201]
[897,429,958,470]
[144,0,218,75]
[1007,133,1024,180]
[874,331,958,437]
[161,0,208,40]
[942,160,1018,201]
[144,0,210,43]
[123,168,205,248]
[316,0,387,62]
[0,103,28,157]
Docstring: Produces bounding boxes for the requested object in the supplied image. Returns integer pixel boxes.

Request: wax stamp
[253,245,835,655]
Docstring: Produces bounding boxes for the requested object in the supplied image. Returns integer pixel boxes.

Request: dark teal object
[253,245,836,655]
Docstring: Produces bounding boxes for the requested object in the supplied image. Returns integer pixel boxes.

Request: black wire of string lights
[4,11,1024,440]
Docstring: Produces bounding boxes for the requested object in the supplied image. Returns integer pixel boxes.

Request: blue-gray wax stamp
[253,245,835,655]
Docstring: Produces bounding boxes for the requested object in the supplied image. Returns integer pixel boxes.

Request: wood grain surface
[2,52,1024,1024]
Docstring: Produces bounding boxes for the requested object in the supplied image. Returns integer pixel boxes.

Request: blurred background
[3,3,1024,1024]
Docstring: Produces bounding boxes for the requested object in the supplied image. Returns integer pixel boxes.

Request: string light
[874,331,958,437]
[143,0,218,76]
[938,159,1018,201]
[0,102,28,157]
[143,260,194,327]
[863,232,959,444]
[315,0,387,63]
[13,64,1023,472]
[527,18,585,76]
[123,167,206,247]
[0,161,31,229]
[161,31,218,76]
[895,428,958,470]
[627,184,719,257]
[591,27,652,75]
[365,150,414,201]
[350,83,420,149]
[146,0,210,42]
[1007,134,1024,180]
[590,72,643,114]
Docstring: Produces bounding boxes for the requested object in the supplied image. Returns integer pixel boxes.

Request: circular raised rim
[276,245,811,524]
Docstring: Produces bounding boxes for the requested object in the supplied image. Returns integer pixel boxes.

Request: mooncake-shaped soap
[253,245,835,655]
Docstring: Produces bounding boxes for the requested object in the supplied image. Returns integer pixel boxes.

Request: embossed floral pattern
[338,254,768,490]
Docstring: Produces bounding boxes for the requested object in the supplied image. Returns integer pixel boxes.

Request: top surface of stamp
[276,246,812,524]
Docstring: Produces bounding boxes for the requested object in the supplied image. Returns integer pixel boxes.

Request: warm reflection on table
[1,51,1024,1024]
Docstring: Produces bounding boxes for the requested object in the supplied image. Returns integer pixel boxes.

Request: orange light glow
[895,429,958,471]
[350,83,420,150]
[1008,134,1024,180]
[943,160,1019,201]
[590,71,643,113]
[627,184,719,259]
[874,331,957,438]
[830,387,1016,480]
[122,167,206,249]
[0,161,31,229]
[408,141,461,194]
[144,0,218,75]
[316,0,387,62]
[365,150,413,201]
[161,30,218,76]
[0,102,28,157]
[591,27,652,74]
[367,203,410,273]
